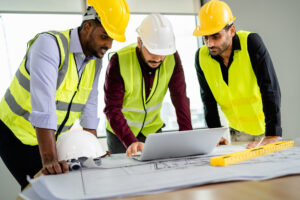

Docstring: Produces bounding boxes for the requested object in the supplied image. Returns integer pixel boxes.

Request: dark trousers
[106,129,147,154]
[0,120,42,190]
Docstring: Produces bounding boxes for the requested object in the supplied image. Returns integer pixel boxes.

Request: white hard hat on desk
[56,129,106,162]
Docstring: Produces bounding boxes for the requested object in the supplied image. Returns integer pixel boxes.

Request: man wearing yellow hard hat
[0,0,130,190]
[104,14,193,156]
[193,0,281,148]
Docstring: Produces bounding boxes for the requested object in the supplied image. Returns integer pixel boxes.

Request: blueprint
[20,142,300,200]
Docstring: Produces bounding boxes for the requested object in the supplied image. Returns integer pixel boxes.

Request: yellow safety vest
[0,29,101,145]
[199,31,265,135]
[106,43,175,137]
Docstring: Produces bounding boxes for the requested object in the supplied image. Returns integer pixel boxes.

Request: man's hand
[246,136,279,149]
[126,142,144,157]
[41,159,69,175]
[217,137,229,146]
[36,127,69,175]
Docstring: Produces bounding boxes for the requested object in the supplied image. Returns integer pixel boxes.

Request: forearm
[36,127,57,165]
[104,106,138,147]
[170,94,193,130]
[169,52,192,130]
[195,49,221,128]
[248,33,282,136]
[104,53,138,148]
[262,96,282,137]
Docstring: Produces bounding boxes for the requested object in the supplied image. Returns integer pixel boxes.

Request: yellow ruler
[210,140,294,167]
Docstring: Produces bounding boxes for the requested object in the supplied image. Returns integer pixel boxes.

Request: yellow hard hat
[87,0,130,42]
[193,0,235,36]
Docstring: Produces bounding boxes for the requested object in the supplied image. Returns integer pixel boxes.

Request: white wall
[0,160,19,199]
[126,0,200,14]
[0,0,85,13]
[222,0,300,139]
[0,0,200,14]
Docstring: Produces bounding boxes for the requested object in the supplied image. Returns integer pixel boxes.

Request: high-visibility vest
[0,29,101,145]
[199,31,265,135]
[106,43,175,137]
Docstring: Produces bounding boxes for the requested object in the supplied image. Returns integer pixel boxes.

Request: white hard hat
[136,14,176,56]
[56,130,106,161]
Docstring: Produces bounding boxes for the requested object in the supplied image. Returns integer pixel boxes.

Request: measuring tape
[210,140,294,167]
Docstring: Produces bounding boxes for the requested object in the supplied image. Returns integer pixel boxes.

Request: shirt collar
[232,33,241,51]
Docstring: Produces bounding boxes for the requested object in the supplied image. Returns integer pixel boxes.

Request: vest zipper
[139,67,160,134]
[139,77,147,134]
[55,56,84,139]
[146,67,160,103]
[55,90,78,139]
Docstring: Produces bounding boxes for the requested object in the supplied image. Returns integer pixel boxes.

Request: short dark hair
[79,19,102,31]
[224,23,233,31]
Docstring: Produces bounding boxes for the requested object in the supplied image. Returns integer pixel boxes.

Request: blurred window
[0,13,205,136]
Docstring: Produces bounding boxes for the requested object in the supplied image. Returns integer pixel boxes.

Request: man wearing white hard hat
[0,0,130,190]
[104,14,193,156]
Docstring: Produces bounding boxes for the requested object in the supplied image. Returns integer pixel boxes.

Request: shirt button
[149,72,152,75]
[150,88,152,90]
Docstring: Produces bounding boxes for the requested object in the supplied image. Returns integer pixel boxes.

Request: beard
[85,35,109,59]
[208,34,232,56]
[209,42,230,56]
[86,44,108,59]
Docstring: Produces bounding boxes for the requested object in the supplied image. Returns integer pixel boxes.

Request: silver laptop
[133,127,228,161]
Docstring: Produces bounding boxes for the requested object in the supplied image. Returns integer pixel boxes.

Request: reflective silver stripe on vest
[95,58,103,80]
[146,103,162,112]
[48,31,70,90]
[126,115,156,128]
[57,124,73,133]
[122,103,162,113]
[4,89,30,121]
[56,101,85,112]
[16,69,30,92]
[122,107,145,113]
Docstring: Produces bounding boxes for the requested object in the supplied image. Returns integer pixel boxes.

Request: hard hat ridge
[136,13,176,56]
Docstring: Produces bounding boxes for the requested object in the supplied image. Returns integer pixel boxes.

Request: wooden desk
[116,175,300,200]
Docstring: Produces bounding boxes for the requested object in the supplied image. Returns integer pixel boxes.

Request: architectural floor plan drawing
[20,142,300,200]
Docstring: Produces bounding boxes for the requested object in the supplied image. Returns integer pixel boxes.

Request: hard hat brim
[193,17,236,36]
[144,44,176,56]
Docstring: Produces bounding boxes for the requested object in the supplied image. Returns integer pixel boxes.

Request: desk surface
[116,174,300,200]
[117,141,300,200]
[19,141,300,200]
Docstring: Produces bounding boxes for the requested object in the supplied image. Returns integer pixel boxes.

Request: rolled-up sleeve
[79,60,101,129]
[27,33,59,130]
